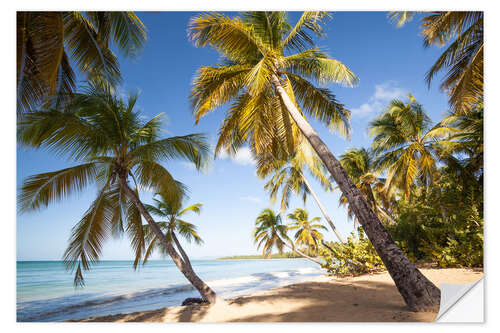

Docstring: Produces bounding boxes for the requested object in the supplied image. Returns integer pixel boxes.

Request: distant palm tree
[189,11,440,311]
[369,94,449,198]
[18,82,219,303]
[17,12,146,114]
[253,208,322,265]
[287,208,327,254]
[437,103,483,178]
[261,141,345,243]
[143,194,204,268]
[389,11,483,113]
[338,148,395,226]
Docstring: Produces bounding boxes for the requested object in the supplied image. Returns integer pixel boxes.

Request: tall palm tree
[189,11,440,310]
[369,94,449,199]
[142,193,204,269]
[287,208,327,254]
[18,82,219,303]
[17,11,147,114]
[389,11,483,113]
[253,208,322,265]
[260,141,345,243]
[339,148,396,226]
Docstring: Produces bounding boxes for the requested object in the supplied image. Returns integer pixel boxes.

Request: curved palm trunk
[171,232,192,269]
[300,172,346,243]
[271,74,440,312]
[282,240,323,266]
[119,177,220,304]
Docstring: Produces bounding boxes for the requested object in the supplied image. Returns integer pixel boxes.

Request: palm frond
[126,197,145,269]
[63,12,121,86]
[177,203,203,217]
[284,48,359,87]
[191,64,249,122]
[62,188,115,286]
[130,134,211,171]
[282,11,331,52]
[17,109,110,160]
[19,162,99,212]
[286,72,351,137]
[133,161,185,204]
[188,12,265,62]
[387,11,416,27]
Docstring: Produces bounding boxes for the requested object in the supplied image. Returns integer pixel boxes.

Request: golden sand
[76,268,483,322]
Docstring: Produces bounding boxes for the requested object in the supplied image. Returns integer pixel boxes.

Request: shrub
[320,228,385,276]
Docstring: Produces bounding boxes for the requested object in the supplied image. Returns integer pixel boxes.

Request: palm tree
[18,82,220,303]
[339,148,396,226]
[260,141,345,243]
[253,208,322,265]
[287,208,327,254]
[17,12,146,114]
[389,11,483,113]
[369,94,449,199]
[142,193,204,269]
[437,103,483,179]
[189,11,440,310]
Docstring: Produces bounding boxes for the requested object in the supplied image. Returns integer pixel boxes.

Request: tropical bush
[320,228,385,276]
[387,170,483,268]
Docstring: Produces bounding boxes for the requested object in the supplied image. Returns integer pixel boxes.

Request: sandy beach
[75,267,483,322]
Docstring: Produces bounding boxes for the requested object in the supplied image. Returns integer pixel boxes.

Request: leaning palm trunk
[119,177,219,303]
[300,172,345,243]
[271,74,440,312]
[171,232,192,269]
[277,235,323,266]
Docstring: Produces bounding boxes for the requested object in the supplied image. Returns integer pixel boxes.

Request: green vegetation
[17,10,483,312]
[188,10,442,311]
[253,208,323,265]
[319,100,483,273]
[287,208,327,254]
[321,228,385,276]
[143,193,205,266]
[17,12,146,114]
[389,12,483,113]
[18,81,218,302]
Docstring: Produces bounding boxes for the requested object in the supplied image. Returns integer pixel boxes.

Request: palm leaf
[19,162,99,212]
[282,11,330,52]
[62,188,115,286]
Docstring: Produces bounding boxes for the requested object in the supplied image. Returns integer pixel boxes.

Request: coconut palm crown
[253,208,290,257]
[287,208,326,253]
[338,147,395,224]
[188,11,358,161]
[369,94,449,198]
[18,82,210,286]
[17,12,147,114]
[142,193,204,264]
[389,11,483,113]
[260,140,331,212]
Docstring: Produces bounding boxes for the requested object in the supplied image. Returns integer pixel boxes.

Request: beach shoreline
[73,267,483,323]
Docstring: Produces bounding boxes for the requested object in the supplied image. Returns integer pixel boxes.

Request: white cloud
[218,146,256,166]
[351,82,407,116]
[241,195,262,203]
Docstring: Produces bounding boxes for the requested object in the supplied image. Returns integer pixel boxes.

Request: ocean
[17,259,323,322]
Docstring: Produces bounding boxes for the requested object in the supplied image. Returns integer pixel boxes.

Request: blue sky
[17,11,450,260]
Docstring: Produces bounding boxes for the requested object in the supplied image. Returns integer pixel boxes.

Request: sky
[16,11,451,261]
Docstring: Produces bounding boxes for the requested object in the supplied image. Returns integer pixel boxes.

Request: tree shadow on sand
[81,279,440,322]
[226,280,438,322]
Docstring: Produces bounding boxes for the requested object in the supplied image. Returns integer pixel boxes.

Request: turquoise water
[17,259,322,322]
